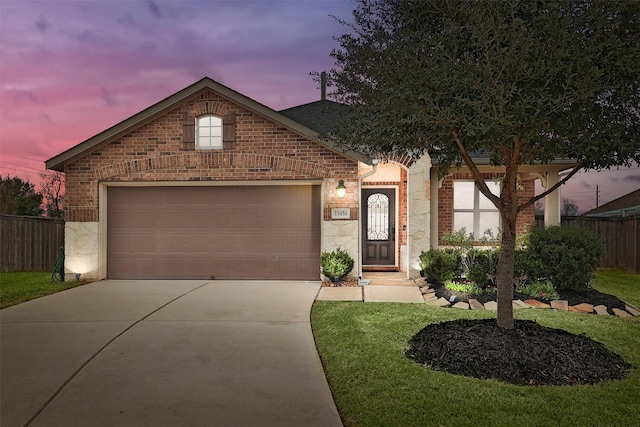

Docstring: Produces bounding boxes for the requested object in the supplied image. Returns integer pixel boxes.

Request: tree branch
[450,129,502,209]
[517,165,582,212]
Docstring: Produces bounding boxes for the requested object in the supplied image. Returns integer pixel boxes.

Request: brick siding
[64,91,358,222]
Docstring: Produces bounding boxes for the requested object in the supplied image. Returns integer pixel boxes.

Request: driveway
[0,280,342,427]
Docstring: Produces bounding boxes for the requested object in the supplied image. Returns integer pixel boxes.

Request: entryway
[362,188,397,269]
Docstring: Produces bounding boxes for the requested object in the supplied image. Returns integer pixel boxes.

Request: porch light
[336,180,347,198]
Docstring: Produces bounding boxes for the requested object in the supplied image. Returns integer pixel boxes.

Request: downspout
[358,159,379,285]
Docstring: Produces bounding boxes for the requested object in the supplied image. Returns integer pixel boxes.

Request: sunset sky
[1,0,638,212]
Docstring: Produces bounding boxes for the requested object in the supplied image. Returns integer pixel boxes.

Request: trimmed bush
[320,248,354,280]
[466,248,498,287]
[526,226,604,291]
[517,281,559,302]
[418,249,458,283]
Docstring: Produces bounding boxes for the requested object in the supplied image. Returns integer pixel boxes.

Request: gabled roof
[46,77,371,171]
[583,188,640,217]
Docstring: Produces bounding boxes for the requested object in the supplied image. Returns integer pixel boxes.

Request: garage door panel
[107,185,321,280]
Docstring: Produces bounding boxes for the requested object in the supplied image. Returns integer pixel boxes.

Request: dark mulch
[406,319,632,386]
[558,288,626,310]
[321,278,360,287]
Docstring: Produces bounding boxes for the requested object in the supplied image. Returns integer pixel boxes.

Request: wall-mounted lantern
[336,180,347,198]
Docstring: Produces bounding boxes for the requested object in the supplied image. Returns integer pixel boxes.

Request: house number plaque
[331,208,350,219]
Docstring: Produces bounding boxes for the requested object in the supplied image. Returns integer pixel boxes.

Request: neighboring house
[582,189,640,218]
[46,77,576,281]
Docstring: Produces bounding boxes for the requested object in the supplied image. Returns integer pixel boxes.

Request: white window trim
[196,114,223,149]
[453,180,501,239]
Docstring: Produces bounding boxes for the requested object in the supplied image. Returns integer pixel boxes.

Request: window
[196,115,223,149]
[453,181,500,239]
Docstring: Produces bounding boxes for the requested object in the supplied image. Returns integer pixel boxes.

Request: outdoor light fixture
[336,180,347,198]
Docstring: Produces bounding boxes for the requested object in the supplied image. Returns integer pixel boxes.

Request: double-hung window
[196,115,223,149]
[453,181,500,239]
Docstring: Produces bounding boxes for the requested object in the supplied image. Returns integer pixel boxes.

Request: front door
[362,188,396,266]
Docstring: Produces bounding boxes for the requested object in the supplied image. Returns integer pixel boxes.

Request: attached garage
[107,184,321,280]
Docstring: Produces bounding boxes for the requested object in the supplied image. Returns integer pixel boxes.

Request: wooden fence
[0,215,65,272]
[535,214,640,273]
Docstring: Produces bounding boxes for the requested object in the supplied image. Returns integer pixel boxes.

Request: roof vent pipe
[320,71,327,100]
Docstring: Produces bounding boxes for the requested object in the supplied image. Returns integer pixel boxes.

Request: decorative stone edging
[417,280,640,319]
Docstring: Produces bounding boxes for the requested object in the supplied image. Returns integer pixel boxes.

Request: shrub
[526,226,604,291]
[320,248,354,280]
[444,280,488,295]
[418,249,458,283]
[466,248,499,287]
[517,281,559,302]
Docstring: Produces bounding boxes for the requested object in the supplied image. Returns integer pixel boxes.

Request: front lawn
[0,272,88,309]
[311,269,640,427]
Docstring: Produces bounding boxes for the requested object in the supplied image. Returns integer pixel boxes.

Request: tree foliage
[0,176,43,216]
[329,0,640,170]
[327,0,640,328]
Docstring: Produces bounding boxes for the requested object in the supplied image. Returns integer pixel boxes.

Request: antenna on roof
[320,71,327,101]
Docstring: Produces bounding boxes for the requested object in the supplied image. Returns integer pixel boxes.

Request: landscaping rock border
[416,278,640,318]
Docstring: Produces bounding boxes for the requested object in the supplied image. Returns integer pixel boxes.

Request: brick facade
[437,172,535,245]
[64,91,359,222]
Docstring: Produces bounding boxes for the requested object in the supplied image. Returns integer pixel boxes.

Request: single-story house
[46,77,577,281]
[582,189,640,218]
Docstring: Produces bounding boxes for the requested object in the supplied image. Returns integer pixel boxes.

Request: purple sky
[1,0,638,212]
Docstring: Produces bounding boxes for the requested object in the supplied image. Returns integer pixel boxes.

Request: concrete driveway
[0,280,342,427]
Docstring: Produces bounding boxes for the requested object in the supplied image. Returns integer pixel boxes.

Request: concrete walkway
[317,272,424,303]
[0,280,342,427]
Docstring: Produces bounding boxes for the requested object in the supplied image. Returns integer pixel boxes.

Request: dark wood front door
[362,188,396,266]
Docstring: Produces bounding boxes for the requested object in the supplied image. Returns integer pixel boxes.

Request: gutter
[358,159,379,285]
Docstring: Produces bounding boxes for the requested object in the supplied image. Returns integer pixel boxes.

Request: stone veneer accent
[65,222,99,279]
[407,157,431,278]
[321,220,359,279]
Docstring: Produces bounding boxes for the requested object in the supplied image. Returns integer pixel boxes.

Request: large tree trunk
[496,225,516,329]
[495,146,521,329]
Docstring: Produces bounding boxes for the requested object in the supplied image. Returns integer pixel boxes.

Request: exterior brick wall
[437,172,536,245]
[64,91,358,222]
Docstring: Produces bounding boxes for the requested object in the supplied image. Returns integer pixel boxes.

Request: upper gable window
[196,115,223,149]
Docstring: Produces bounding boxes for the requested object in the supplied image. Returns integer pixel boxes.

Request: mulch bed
[406,319,633,386]
[321,278,360,287]
[432,283,627,313]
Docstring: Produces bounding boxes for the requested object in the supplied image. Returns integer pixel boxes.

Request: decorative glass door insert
[367,193,390,240]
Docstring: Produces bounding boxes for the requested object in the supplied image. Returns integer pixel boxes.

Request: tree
[327,0,640,328]
[0,175,43,216]
[561,198,579,217]
[534,200,544,217]
[39,171,65,219]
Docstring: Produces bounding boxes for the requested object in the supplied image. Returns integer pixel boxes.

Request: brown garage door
[107,185,321,280]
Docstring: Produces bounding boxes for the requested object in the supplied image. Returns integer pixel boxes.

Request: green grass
[312,269,640,427]
[0,272,88,309]
[592,268,640,308]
